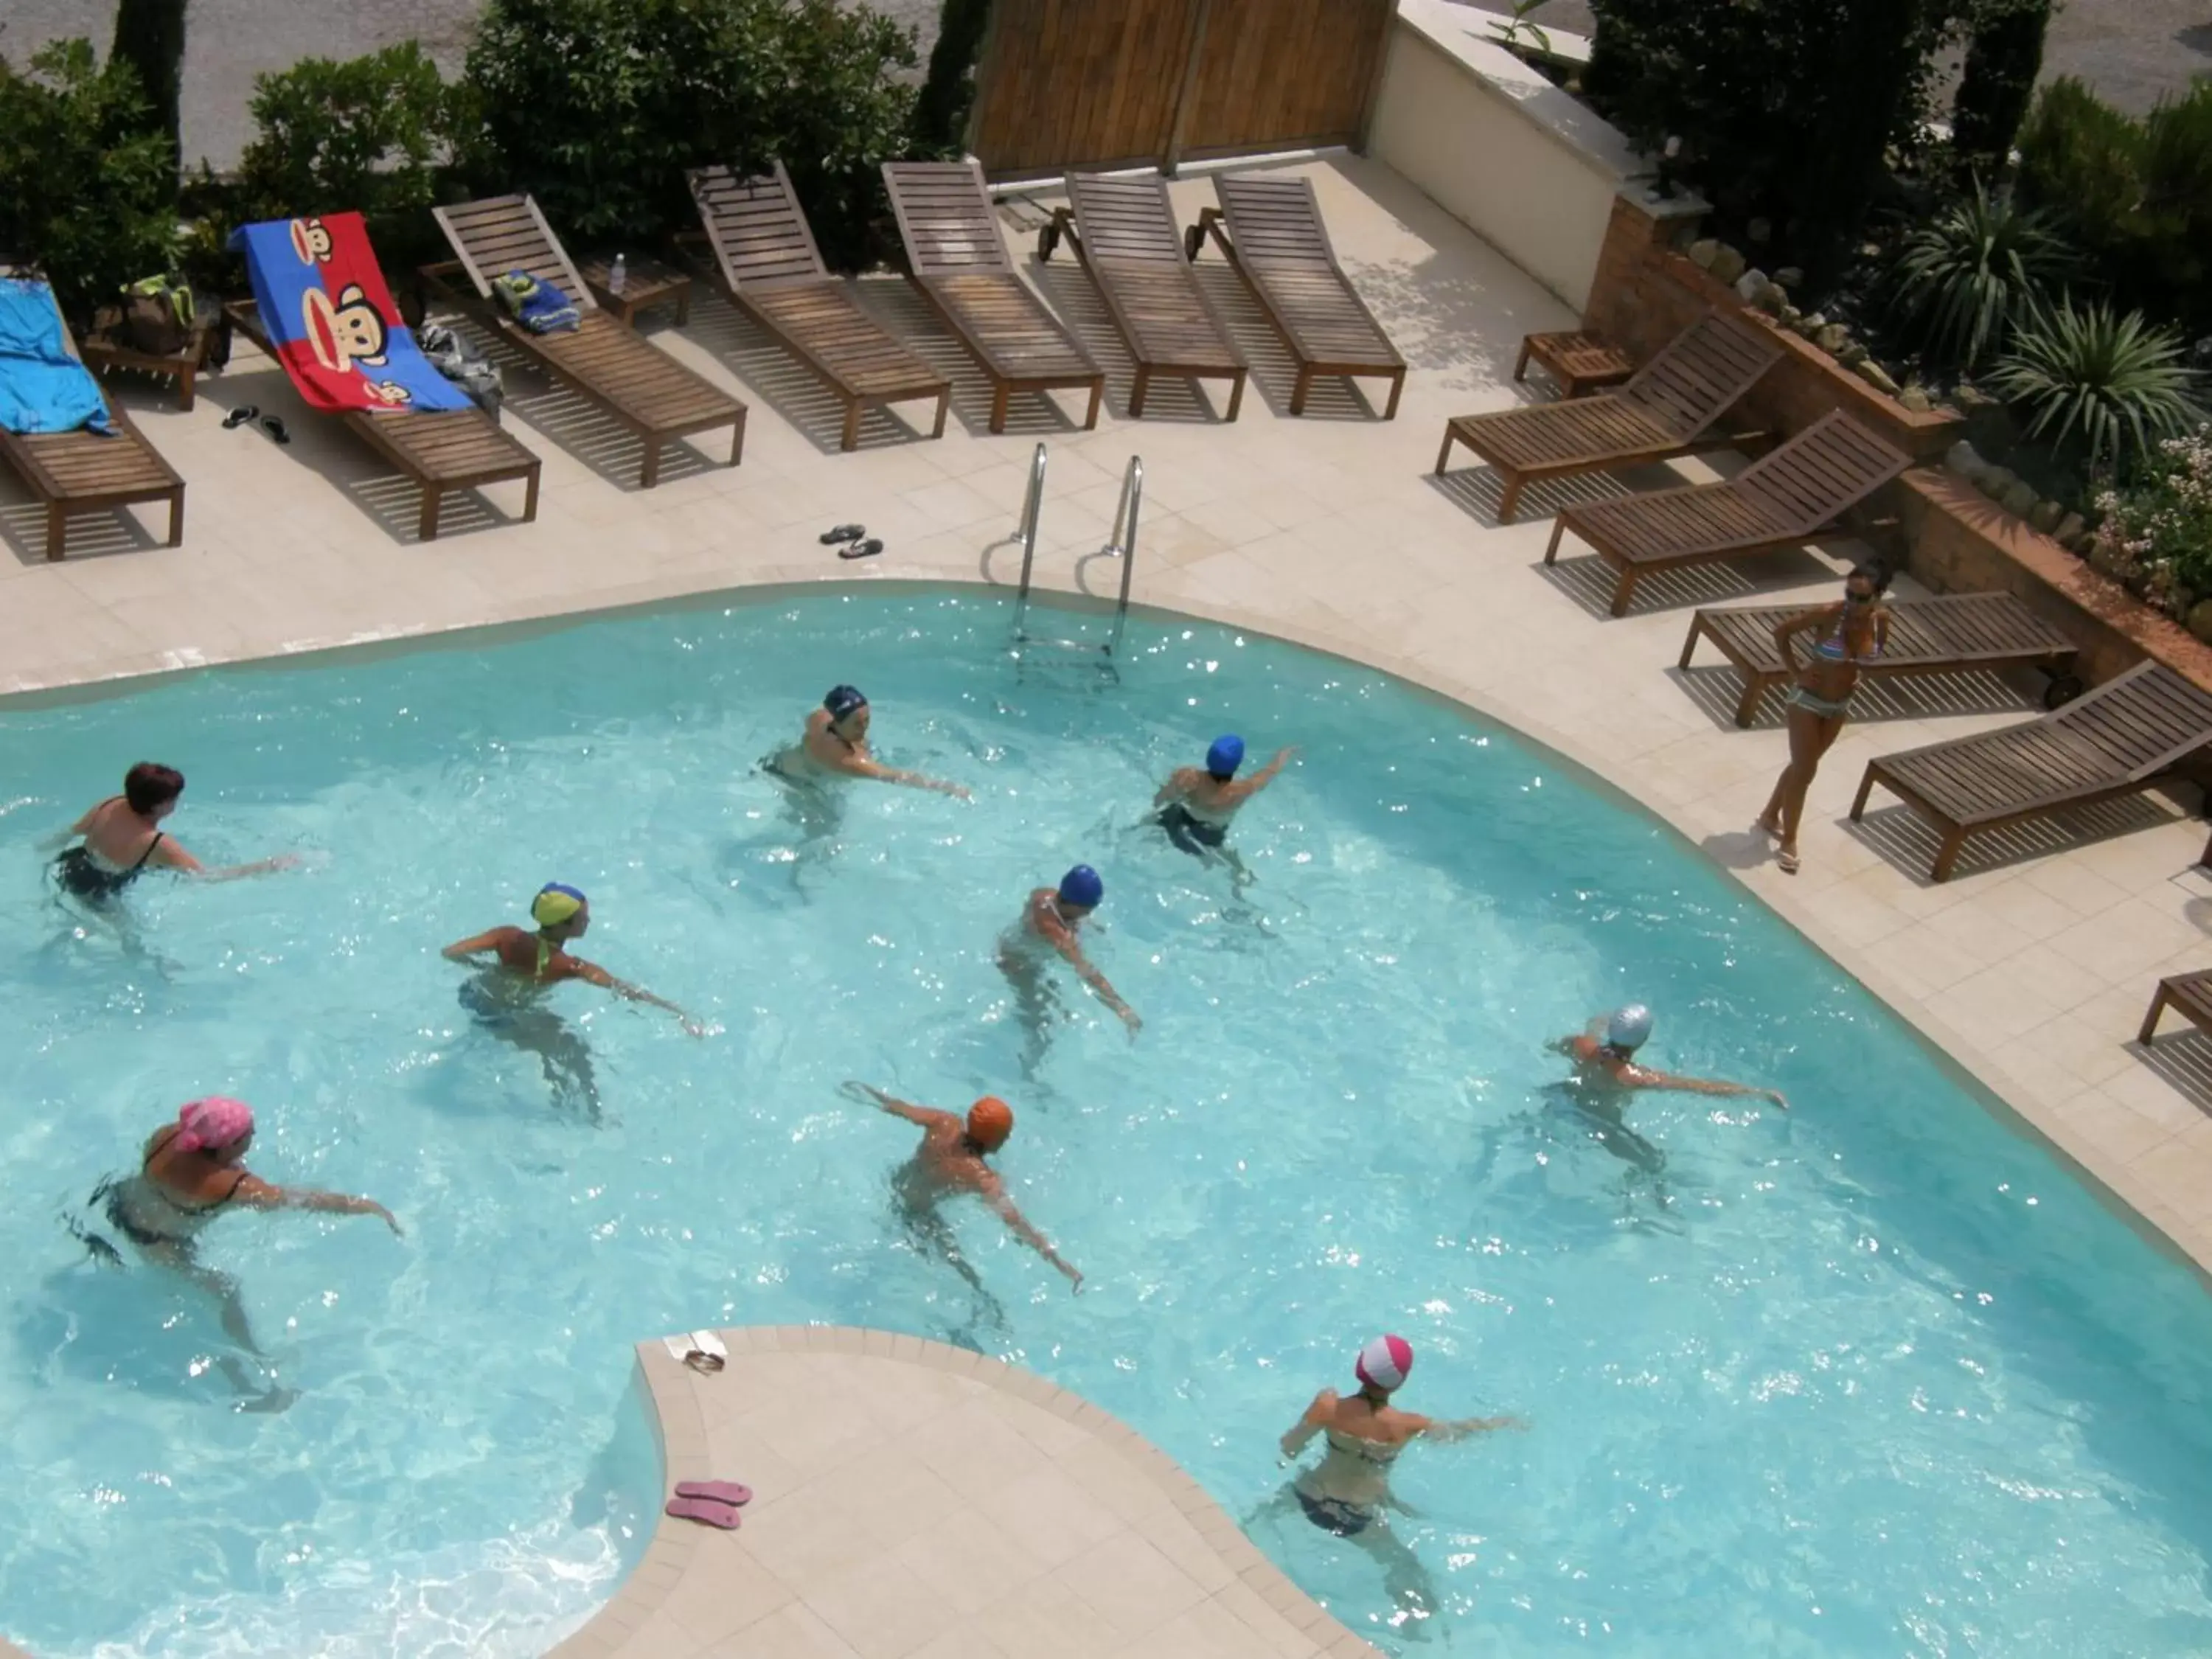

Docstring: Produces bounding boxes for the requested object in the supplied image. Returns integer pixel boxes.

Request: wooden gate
[967,0,1397,181]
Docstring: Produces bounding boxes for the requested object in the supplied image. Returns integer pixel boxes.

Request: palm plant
[1986,295,2205,475]
[1885,181,2076,369]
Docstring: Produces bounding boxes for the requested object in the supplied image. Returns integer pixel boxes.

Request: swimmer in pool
[1152,735,1293,875]
[846,1082,1082,1292]
[1552,1004,1787,1109]
[46,762,297,905]
[997,866,1141,1058]
[766,685,969,798]
[443,884,705,1115]
[1265,1335,1524,1631]
[86,1096,400,1408]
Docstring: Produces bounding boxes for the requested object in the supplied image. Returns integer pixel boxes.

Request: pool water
[4,588,2212,1657]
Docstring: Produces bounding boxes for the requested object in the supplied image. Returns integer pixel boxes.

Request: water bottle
[609,253,627,296]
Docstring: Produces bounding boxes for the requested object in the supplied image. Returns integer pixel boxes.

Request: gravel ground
[1,0,2199,167]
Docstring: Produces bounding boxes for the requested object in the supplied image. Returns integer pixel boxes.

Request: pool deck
[551,1326,1382,1659]
[4,148,2212,1655]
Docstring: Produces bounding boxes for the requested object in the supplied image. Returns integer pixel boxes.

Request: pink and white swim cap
[1354,1333,1414,1392]
[173,1096,254,1155]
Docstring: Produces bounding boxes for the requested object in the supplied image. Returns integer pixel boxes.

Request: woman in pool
[1756,563,1893,874]
[92,1096,400,1405]
[49,762,296,904]
[767,685,968,797]
[1270,1335,1524,1630]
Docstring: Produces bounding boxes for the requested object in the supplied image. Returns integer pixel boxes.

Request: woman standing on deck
[1757,563,1893,874]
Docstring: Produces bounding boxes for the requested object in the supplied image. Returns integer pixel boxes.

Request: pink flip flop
[675,1480,753,1507]
[664,1495,742,1530]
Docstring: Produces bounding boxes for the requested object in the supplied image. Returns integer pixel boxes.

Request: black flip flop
[818,524,866,545]
[261,415,291,446]
[837,538,883,561]
[222,405,260,429]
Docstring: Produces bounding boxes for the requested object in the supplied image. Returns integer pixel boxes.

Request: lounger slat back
[1439,311,1786,522]
[427,194,745,486]
[0,275,184,560]
[686,164,950,450]
[224,299,540,541]
[883,160,1102,433]
[1544,411,1910,615]
[1189,173,1403,418]
[1046,170,1246,420]
[1680,592,2079,726]
[1850,661,2212,880]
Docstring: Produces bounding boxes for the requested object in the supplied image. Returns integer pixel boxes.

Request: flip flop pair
[664,1480,754,1529]
[223,406,290,445]
[820,524,883,561]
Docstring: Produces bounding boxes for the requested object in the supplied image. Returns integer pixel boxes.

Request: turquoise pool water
[4,588,2212,1656]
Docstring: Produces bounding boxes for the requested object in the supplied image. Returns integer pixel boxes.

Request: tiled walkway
[559,1328,1381,1659]
[3,156,2207,1304]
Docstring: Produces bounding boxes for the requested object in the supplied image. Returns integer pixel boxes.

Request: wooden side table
[1514,330,1635,399]
[78,317,220,412]
[576,254,693,328]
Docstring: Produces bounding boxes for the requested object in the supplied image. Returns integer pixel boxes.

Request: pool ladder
[1008,442,1142,668]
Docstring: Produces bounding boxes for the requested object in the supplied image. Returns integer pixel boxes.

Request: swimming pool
[4,586,2211,1656]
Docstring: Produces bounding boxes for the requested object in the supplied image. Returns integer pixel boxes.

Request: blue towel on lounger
[0,279,114,436]
[493,270,581,335]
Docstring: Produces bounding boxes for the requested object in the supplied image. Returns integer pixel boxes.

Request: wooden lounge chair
[1544,411,1910,616]
[882,160,1103,434]
[0,278,182,560]
[1436,311,1784,523]
[224,300,540,542]
[1681,591,2081,727]
[686,162,949,451]
[423,195,745,487]
[1186,173,1404,419]
[1849,661,2212,881]
[1038,170,1247,420]
[2140,967,2212,1046]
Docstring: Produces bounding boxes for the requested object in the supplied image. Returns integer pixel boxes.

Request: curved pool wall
[4,588,2212,1659]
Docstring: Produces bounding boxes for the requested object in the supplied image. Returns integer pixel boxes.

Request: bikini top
[137,1127,248,1222]
[1810,611,1883,664]
[1324,1427,1405,1466]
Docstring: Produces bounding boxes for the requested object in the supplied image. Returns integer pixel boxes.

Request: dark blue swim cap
[823,684,867,723]
[1057,864,1104,908]
[1205,734,1245,779]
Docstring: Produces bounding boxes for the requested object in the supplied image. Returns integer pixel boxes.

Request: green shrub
[1584,0,1946,288]
[456,0,919,270]
[1885,182,2076,369]
[2017,77,2212,333]
[1986,296,2205,476]
[0,39,179,323]
[1950,0,2050,175]
[2097,428,2212,608]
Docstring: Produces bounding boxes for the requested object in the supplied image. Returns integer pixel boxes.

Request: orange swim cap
[967,1096,1014,1149]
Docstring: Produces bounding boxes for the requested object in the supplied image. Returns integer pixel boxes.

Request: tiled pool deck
[558,1327,1383,1659]
[6,149,2212,1655]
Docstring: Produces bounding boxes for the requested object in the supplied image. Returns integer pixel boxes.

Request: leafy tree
[0,39,179,321]
[914,0,994,155]
[108,0,186,164]
[1950,0,2052,176]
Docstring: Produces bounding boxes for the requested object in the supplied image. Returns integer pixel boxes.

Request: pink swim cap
[1354,1334,1413,1393]
[173,1096,254,1155]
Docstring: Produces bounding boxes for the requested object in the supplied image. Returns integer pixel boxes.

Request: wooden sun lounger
[1437,311,1785,523]
[686,162,948,451]
[2140,967,2212,1045]
[1040,170,1247,420]
[1681,592,2081,727]
[0,278,182,560]
[1545,410,1910,616]
[1187,173,1403,419]
[1850,661,2212,881]
[424,195,745,487]
[882,160,1103,433]
[224,299,540,542]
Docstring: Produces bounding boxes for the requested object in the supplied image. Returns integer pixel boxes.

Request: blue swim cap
[823,684,867,723]
[1057,864,1104,908]
[1205,734,1245,779]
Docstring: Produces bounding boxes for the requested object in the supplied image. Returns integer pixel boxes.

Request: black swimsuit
[1156,802,1227,855]
[56,805,163,902]
[97,1128,246,1247]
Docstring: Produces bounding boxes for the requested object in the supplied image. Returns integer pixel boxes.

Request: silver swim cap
[1606,1004,1653,1052]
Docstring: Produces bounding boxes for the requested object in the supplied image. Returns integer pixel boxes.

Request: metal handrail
[1007,446,1141,662]
[1100,456,1143,657]
[1012,442,1048,612]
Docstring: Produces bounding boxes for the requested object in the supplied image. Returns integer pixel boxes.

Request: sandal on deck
[1777,848,1801,874]
[260,415,291,445]
[837,538,883,561]
[675,1480,752,1507]
[222,405,260,429]
[664,1495,743,1530]
[818,524,866,544]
